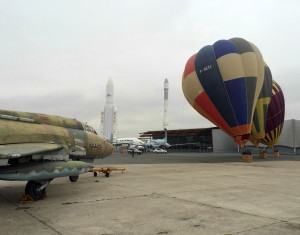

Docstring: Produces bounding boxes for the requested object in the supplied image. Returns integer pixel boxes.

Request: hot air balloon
[182,38,265,147]
[258,81,285,148]
[249,63,273,146]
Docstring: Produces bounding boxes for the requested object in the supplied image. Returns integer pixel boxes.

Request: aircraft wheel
[94,172,98,177]
[69,175,79,182]
[105,172,110,177]
[25,181,46,201]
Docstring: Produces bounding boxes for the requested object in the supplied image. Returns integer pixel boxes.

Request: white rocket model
[163,78,169,129]
[100,78,118,141]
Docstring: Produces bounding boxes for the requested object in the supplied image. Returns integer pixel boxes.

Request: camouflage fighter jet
[0,109,113,201]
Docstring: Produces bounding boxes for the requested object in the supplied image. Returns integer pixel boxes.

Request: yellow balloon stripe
[251,121,258,134]
[241,52,259,77]
[273,83,280,93]
[182,71,203,106]
[265,133,272,142]
[216,53,245,82]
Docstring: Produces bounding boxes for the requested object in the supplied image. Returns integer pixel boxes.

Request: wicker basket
[242,154,252,163]
[273,152,280,156]
[259,152,267,159]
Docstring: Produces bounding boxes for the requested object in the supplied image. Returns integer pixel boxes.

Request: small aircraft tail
[163,128,167,141]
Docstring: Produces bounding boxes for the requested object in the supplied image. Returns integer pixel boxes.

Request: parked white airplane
[115,138,145,148]
[146,129,171,149]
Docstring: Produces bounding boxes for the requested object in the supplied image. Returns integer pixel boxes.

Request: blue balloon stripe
[213,40,239,59]
[224,78,248,125]
[195,45,238,128]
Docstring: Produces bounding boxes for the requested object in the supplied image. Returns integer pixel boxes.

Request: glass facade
[139,128,216,152]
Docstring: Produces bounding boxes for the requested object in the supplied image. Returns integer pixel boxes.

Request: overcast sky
[0,0,299,138]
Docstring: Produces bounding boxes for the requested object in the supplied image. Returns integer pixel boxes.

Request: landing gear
[24,180,50,201]
[69,175,79,182]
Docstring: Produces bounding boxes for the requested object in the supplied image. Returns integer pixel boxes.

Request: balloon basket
[273,152,280,157]
[259,152,267,159]
[242,154,252,163]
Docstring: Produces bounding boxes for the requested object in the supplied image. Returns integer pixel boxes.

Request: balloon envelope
[182,38,265,147]
[258,81,285,148]
[249,63,273,146]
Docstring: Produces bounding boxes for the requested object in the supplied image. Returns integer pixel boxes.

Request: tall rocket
[100,78,118,141]
[163,78,169,129]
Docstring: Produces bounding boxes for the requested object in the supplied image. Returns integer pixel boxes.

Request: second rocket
[163,78,169,129]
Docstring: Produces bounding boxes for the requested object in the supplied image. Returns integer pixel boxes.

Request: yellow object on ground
[89,167,126,177]
[20,193,47,204]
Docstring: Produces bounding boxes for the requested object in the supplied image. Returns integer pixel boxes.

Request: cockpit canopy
[82,122,97,134]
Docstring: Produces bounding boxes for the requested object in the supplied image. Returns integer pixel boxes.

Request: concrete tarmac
[0,152,300,234]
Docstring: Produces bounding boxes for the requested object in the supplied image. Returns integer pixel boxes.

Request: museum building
[139,119,300,154]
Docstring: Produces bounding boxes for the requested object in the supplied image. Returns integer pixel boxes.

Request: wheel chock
[20,193,47,204]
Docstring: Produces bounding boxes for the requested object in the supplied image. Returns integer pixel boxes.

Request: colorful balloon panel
[182,38,265,147]
[249,63,273,146]
[182,54,234,138]
[259,81,285,148]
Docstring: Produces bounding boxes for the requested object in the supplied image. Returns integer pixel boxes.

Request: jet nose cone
[104,141,114,156]
[109,143,114,154]
[111,146,114,154]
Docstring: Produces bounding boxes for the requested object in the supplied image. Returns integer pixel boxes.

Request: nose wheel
[69,175,79,182]
[24,180,50,201]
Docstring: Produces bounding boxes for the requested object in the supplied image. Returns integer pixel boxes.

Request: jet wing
[0,143,63,159]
